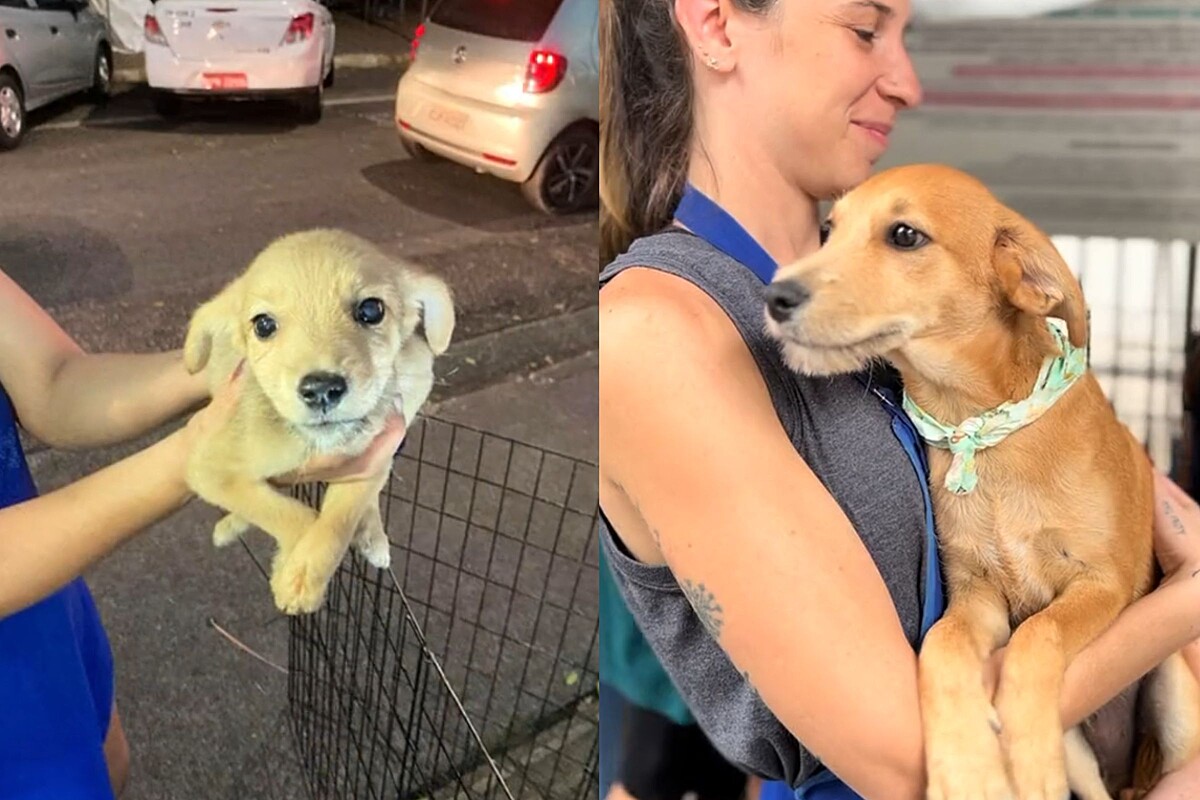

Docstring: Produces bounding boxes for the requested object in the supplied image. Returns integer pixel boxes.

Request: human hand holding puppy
[185,360,409,487]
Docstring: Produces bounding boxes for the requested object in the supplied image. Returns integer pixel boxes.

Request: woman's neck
[685,140,822,265]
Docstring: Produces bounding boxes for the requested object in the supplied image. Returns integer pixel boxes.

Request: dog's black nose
[765,281,811,322]
[299,372,347,411]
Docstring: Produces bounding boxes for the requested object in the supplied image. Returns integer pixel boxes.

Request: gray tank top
[599,228,931,788]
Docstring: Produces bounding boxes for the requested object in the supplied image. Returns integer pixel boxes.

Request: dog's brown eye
[355,298,385,326]
[888,222,929,251]
[252,313,277,340]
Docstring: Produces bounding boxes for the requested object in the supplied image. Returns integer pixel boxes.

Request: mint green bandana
[902,318,1089,496]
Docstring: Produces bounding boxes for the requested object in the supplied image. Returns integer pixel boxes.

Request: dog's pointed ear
[993,215,1088,348]
[407,272,455,355]
[183,281,245,374]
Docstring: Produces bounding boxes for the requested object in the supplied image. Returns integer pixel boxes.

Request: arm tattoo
[1164,500,1187,536]
[681,579,724,640]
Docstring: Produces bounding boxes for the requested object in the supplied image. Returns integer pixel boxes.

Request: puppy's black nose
[299,372,347,411]
[765,281,811,323]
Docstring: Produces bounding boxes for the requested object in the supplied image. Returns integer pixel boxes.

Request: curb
[431,305,598,404]
[112,52,409,85]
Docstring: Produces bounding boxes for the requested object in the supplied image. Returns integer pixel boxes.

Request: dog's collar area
[901,318,1089,496]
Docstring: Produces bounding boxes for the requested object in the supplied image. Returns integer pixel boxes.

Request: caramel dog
[764,164,1200,799]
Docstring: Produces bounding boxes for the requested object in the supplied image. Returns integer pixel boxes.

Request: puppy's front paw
[270,540,335,615]
[997,691,1068,800]
[924,692,1012,800]
[358,535,391,569]
[354,511,390,569]
[212,514,251,547]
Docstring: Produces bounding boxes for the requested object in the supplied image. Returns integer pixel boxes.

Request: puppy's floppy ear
[993,214,1088,348]
[183,280,246,374]
[406,272,456,355]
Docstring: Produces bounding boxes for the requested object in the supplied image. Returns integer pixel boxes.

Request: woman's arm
[0,427,194,618]
[601,270,929,800]
[0,367,243,619]
[34,350,209,448]
[601,270,1200,800]
[0,268,209,449]
[0,365,408,620]
[1059,575,1200,730]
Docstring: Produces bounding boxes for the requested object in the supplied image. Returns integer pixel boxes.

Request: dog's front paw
[924,693,1012,800]
[270,537,337,615]
[354,510,390,569]
[358,534,391,569]
[212,514,251,547]
[997,691,1068,800]
[271,558,328,615]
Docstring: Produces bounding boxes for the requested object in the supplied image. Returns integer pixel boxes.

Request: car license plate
[427,104,468,130]
[203,72,248,90]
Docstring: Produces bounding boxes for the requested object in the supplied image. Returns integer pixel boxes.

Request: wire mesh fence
[284,416,600,800]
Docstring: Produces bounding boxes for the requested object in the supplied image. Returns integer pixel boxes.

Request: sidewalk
[30,350,597,799]
[113,10,421,84]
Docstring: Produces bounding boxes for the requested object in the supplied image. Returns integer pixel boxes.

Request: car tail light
[524,50,567,94]
[483,152,517,166]
[409,22,425,61]
[144,14,167,46]
[281,12,314,45]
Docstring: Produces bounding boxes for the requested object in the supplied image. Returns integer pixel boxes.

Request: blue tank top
[0,387,116,799]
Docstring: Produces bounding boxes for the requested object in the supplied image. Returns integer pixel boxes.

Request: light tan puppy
[764,164,1200,800]
[184,228,454,614]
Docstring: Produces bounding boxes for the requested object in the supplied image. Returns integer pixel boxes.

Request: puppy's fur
[184,229,454,614]
[766,164,1200,799]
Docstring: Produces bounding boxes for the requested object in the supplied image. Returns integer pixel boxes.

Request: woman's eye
[854,28,878,44]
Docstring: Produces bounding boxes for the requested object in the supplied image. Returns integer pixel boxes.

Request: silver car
[0,0,113,150]
[394,0,598,214]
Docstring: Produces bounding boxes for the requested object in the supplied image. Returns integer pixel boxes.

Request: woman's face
[717,0,923,199]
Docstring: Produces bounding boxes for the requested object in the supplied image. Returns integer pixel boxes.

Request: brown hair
[600,0,776,264]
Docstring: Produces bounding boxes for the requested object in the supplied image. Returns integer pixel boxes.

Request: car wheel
[521,126,599,215]
[297,86,322,124]
[91,46,113,104]
[152,91,182,118]
[400,135,436,162]
[0,73,26,151]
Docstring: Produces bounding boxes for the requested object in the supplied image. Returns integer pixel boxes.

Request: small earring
[703,53,719,70]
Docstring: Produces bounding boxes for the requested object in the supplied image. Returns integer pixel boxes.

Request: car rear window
[430,0,564,42]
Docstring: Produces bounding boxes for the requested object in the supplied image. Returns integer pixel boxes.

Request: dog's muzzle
[764,280,811,323]
[299,371,348,413]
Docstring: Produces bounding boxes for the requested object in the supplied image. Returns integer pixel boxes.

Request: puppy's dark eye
[252,313,277,340]
[888,222,929,251]
[355,298,385,326]
[819,220,832,246]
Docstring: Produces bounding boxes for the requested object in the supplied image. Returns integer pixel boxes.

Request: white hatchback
[394,0,598,214]
[143,0,334,122]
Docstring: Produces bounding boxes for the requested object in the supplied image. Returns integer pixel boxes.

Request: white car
[395,0,598,214]
[143,0,334,122]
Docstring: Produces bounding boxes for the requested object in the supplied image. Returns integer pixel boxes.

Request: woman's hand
[272,409,407,485]
[1152,471,1200,585]
[183,359,245,446]
[185,360,409,486]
